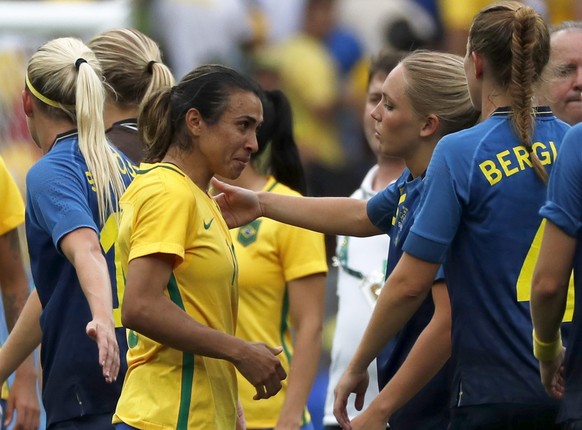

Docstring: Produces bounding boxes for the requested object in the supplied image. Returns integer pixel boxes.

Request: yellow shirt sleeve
[0,156,25,235]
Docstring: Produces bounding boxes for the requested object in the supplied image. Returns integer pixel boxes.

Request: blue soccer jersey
[25,131,135,427]
[403,107,570,408]
[540,122,582,422]
[368,169,449,429]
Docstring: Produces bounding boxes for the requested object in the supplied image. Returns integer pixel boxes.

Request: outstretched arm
[0,227,40,430]
[349,281,451,430]
[60,227,119,384]
[531,220,573,399]
[333,253,439,429]
[212,178,381,237]
[122,253,287,400]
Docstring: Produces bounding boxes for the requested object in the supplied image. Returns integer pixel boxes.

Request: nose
[371,102,381,121]
[247,134,259,153]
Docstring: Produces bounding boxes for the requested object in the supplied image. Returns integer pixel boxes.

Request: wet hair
[88,28,175,110]
[468,1,550,182]
[140,64,262,162]
[400,50,480,138]
[253,89,306,194]
[367,49,408,87]
[25,37,126,225]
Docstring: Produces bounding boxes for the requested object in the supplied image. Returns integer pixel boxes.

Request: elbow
[121,300,147,332]
[531,274,566,303]
[389,272,430,301]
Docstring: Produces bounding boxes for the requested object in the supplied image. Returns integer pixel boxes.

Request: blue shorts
[115,424,138,430]
[49,413,115,430]
[449,404,559,430]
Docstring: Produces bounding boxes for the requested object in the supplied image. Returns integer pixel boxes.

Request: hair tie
[75,58,87,70]
[147,60,157,74]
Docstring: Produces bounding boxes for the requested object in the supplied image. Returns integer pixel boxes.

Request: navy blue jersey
[540,122,582,422]
[404,107,570,407]
[25,131,135,427]
[368,169,449,429]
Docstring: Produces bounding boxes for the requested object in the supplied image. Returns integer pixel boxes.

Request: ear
[184,107,203,137]
[419,114,440,138]
[22,90,34,117]
[471,51,484,79]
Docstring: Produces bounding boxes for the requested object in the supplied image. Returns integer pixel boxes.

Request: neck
[162,147,211,192]
[104,101,139,129]
[405,138,439,179]
[373,156,406,191]
[480,80,513,119]
[34,115,76,154]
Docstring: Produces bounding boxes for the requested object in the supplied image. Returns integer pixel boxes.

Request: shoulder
[125,164,189,201]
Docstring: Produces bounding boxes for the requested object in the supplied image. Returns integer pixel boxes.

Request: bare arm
[122,253,287,400]
[350,281,451,430]
[333,252,439,429]
[276,273,326,430]
[531,220,574,398]
[0,228,40,430]
[60,227,119,383]
[212,178,381,237]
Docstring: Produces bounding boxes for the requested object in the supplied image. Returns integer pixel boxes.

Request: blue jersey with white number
[540,122,582,422]
[403,107,569,407]
[368,169,449,429]
[25,131,135,427]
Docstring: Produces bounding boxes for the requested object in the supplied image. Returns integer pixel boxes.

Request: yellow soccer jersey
[113,163,239,430]
[0,155,24,400]
[233,177,327,428]
[0,156,24,236]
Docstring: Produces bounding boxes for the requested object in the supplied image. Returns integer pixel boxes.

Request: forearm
[367,302,451,420]
[0,228,30,331]
[259,193,379,237]
[531,285,567,342]
[123,294,247,362]
[0,290,42,382]
[348,268,431,373]
[531,221,574,343]
[73,249,114,322]
[278,324,322,427]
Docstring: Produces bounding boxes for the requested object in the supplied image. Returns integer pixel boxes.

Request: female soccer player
[112,65,287,430]
[0,37,135,429]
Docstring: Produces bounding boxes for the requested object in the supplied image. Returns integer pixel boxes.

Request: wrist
[533,329,562,362]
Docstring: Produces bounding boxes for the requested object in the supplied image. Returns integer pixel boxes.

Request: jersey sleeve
[367,170,407,235]
[277,221,328,282]
[403,137,464,263]
[126,178,193,266]
[540,123,582,236]
[0,156,25,235]
[26,157,97,249]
